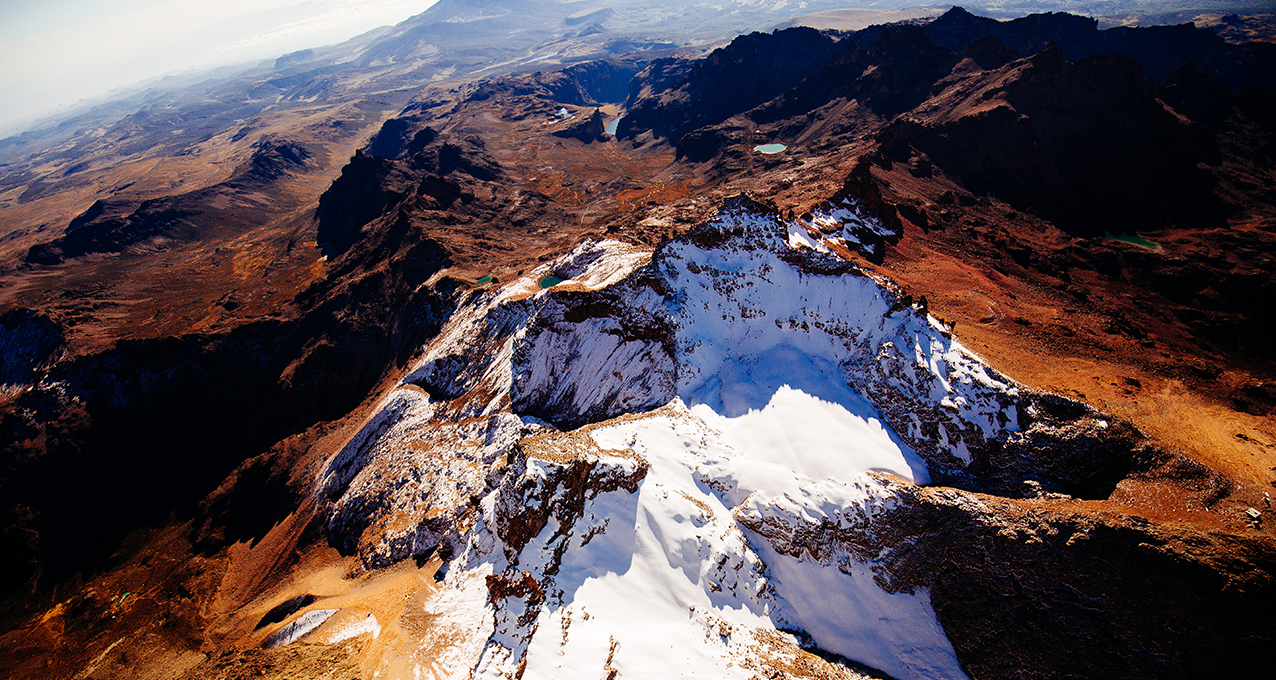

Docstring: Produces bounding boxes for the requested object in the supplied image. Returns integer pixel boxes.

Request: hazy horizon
[0,0,441,138]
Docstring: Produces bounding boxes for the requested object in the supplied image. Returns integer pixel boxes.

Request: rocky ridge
[290,197,1259,678]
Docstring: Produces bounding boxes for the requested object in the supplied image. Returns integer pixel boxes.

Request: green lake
[754,143,787,154]
[1104,232,1163,252]
[539,276,564,289]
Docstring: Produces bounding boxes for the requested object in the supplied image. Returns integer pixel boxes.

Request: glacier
[279,196,1132,679]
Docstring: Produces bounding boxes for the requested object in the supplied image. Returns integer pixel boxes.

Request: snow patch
[312,198,1073,678]
[318,612,381,644]
[262,608,339,648]
[496,240,652,302]
[752,537,965,680]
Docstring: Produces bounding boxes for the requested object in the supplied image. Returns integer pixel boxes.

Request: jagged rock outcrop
[364,118,439,160]
[744,475,1275,679]
[915,6,1276,91]
[552,109,609,143]
[290,197,1251,679]
[0,310,64,389]
[317,132,496,255]
[618,27,841,144]
[876,46,1227,238]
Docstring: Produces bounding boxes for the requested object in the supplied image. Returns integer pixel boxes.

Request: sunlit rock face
[315,197,1154,679]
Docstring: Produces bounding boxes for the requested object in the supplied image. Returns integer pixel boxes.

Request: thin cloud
[0,0,436,135]
[215,0,433,54]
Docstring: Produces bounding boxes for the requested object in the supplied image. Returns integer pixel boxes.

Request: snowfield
[294,197,1105,678]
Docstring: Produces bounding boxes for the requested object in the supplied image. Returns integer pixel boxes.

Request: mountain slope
[185,199,1266,679]
[1,6,1275,680]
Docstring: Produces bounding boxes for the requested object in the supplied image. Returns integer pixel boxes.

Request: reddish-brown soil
[2,14,1274,678]
[0,100,405,357]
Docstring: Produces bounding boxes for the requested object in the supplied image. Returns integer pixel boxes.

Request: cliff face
[619,27,842,144]
[879,47,1228,238]
[916,6,1276,90]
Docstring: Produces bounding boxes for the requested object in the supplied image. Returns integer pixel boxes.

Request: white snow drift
[296,199,1045,679]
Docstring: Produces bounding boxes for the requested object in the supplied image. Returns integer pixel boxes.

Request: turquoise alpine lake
[1104,232,1162,252]
[754,143,787,154]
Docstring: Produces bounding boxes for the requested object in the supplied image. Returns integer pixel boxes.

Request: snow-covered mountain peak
[305,196,1157,678]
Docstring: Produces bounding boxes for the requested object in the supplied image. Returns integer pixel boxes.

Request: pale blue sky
[0,0,439,136]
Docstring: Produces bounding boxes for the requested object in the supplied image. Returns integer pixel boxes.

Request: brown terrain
[1,5,1275,679]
